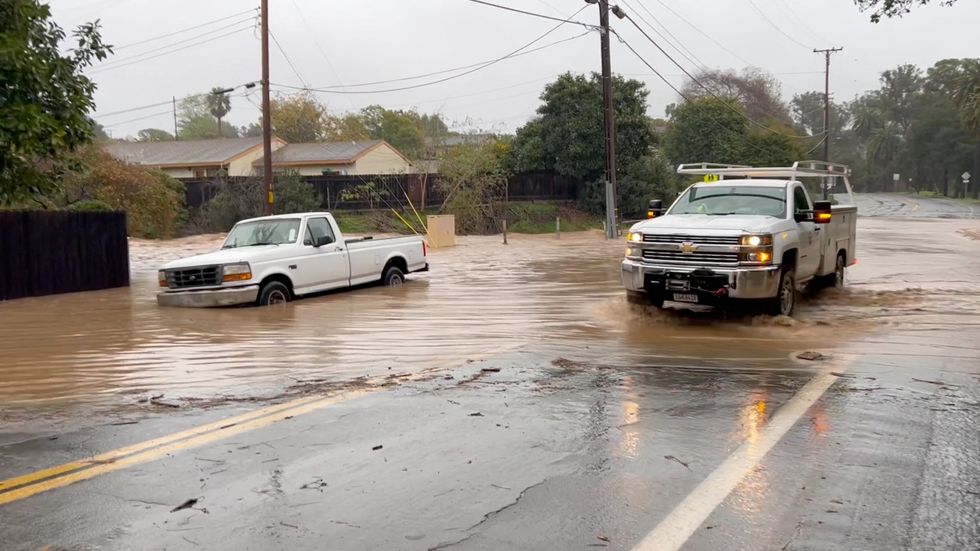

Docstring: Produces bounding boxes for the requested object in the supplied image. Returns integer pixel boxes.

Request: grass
[901,190,980,204]
[332,202,603,236]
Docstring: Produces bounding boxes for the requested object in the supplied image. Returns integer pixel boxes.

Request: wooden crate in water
[426,215,455,248]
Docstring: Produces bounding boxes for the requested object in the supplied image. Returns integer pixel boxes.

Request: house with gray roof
[104,137,413,179]
[103,137,288,179]
[252,140,413,176]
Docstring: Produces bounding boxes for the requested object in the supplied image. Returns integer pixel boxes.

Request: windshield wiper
[245,242,279,247]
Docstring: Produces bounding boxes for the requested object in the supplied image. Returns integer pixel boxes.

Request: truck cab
[622,161,858,316]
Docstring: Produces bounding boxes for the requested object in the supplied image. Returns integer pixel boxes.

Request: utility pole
[260,0,274,215]
[172,96,178,141]
[597,0,618,239]
[814,47,842,164]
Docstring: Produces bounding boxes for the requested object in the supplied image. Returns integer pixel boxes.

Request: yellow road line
[0,393,327,494]
[0,390,367,505]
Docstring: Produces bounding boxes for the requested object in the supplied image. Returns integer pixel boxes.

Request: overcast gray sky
[50,0,980,139]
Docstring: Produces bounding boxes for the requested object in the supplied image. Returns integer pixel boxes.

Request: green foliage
[582,152,680,218]
[510,73,653,182]
[359,105,426,159]
[137,128,174,142]
[0,0,112,204]
[855,0,958,22]
[66,199,112,212]
[206,88,231,122]
[437,139,511,234]
[200,177,263,232]
[59,148,185,238]
[664,97,748,164]
[269,91,330,142]
[177,94,238,139]
[681,68,791,124]
[273,172,322,214]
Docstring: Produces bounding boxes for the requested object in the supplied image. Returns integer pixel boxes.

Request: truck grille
[643,234,741,246]
[165,266,220,289]
[642,249,739,267]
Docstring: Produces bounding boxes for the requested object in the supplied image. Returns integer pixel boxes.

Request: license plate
[673,293,699,303]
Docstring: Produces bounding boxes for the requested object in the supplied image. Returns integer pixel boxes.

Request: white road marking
[633,359,852,551]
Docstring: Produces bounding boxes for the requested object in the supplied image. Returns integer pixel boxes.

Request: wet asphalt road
[1,193,979,550]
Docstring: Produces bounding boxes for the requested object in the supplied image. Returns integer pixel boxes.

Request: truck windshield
[222,219,300,248]
[670,186,786,217]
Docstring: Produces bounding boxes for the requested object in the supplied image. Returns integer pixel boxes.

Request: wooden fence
[0,211,130,301]
[182,171,584,211]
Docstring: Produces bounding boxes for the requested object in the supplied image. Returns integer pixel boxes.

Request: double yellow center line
[0,390,366,505]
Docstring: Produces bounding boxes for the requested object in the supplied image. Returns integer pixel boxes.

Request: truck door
[293,217,351,292]
[793,185,821,279]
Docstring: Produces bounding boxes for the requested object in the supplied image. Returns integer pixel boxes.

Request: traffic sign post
[962,172,971,199]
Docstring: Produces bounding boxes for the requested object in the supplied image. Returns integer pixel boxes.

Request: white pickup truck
[622,161,857,316]
[157,212,428,307]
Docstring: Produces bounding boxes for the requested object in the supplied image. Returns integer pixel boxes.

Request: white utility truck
[157,212,428,307]
[622,161,857,316]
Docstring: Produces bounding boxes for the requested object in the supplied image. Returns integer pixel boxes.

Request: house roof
[253,140,402,166]
[104,137,266,167]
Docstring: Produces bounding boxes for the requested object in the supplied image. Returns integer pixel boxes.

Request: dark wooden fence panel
[182,171,584,211]
[0,211,130,301]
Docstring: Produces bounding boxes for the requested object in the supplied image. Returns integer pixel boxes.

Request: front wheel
[257,281,290,306]
[383,266,405,287]
[770,267,796,316]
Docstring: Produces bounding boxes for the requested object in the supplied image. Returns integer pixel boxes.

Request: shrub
[60,147,186,238]
[274,172,322,214]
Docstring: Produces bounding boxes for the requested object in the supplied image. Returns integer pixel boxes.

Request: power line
[620,0,708,72]
[102,109,175,128]
[93,17,257,69]
[743,0,814,50]
[112,8,258,50]
[273,6,591,95]
[770,0,830,45]
[286,0,358,110]
[269,29,310,89]
[618,12,819,138]
[612,31,822,158]
[464,0,595,29]
[88,27,255,74]
[649,0,754,67]
[96,82,257,119]
[279,30,590,91]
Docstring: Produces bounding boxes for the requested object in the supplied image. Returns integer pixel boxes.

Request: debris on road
[664,455,691,469]
[150,397,181,408]
[468,412,484,417]
[480,367,501,373]
[597,535,611,542]
[170,498,199,513]
[300,477,328,491]
[372,445,383,451]
[796,351,827,361]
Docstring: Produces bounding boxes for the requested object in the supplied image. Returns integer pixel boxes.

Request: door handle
[334,247,344,252]
[814,227,822,232]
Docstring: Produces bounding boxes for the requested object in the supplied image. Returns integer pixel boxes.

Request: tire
[257,281,290,306]
[383,266,405,287]
[831,253,846,288]
[770,267,796,316]
[816,253,846,289]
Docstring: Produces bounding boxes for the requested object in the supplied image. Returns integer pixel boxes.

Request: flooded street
[1,194,978,550]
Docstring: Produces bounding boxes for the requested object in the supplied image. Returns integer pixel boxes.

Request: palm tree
[206,87,232,138]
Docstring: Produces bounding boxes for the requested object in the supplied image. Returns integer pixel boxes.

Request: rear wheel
[770,267,796,316]
[832,253,846,288]
[383,266,405,287]
[257,281,290,306]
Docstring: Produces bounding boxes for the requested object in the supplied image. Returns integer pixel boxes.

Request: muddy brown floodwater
[1,212,978,421]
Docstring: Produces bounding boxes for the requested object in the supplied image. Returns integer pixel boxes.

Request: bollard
[502,219,508,245]
[556,216,561,239]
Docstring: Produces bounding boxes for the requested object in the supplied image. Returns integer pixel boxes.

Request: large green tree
[510,72,654,182]
[682,68,791,125]
[137,128,174,142]
[358,105,426,159]
[269,91,330,143]
[0,0,112,204]
[206,87,232,138]
[177,95,238,139]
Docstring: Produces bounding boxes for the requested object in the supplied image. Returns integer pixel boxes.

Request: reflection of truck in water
[622,161,857,316]
[157,212,428,307]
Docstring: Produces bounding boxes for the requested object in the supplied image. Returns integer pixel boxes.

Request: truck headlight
[158,270,168,288]
[221,262,252,283]
[741,234,773,247]
[627,231,643,243]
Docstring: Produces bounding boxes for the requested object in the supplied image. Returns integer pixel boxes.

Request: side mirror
[813,201,832,224]
[314,235,334,247]
[647,199,665,219]
[794,211,813,223]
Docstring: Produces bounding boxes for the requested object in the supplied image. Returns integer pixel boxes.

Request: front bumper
[157,285,260,308]
[621,260,779,300]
